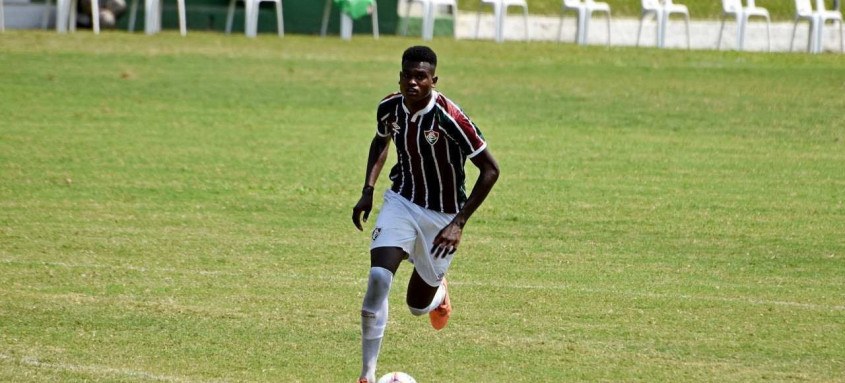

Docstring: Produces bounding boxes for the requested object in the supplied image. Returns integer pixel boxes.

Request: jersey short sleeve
[436,97,487,158]
[376,93,402,138]
[376,114,390,137]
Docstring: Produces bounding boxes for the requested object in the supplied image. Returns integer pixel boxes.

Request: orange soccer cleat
[429,278,452,330]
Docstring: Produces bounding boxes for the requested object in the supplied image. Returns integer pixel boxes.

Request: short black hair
[402,46,437,68]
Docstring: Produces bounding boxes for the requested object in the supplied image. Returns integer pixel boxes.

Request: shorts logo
[425,130,440,145]
[371,227,381,241]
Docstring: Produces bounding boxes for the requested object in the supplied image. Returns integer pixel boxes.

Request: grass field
[1,31,844,382]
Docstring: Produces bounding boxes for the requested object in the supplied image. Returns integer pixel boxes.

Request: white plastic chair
[636,0,662,46]
[790,0,819,51]
[559,0,610,45]
[661,0,690,48]
[636,0,689,48]
[33,0,62,30]
[128,0,186,35]
[226,0,283,37]
[717,0,771,51]
[56,0,100,34]
[400,0,458,41]
[818,0,844,52]
[474,0,530,43]
[320,0,379,39]
[812,0,843,52]
[790,0,843,52]
[56,0,100,33]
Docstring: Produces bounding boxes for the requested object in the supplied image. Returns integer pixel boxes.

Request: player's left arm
[431,148,499,258]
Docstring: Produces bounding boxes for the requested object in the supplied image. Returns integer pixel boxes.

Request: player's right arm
[352,134,391,231]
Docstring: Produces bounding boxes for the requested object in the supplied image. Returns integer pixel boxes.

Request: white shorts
[370,190,456,287]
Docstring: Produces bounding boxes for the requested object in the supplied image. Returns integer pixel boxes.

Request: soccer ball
[377,371,417,383]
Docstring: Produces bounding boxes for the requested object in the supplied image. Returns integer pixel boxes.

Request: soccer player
[351,46,500,383]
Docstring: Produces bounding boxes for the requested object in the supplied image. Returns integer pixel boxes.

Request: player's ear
[432,76,438,86]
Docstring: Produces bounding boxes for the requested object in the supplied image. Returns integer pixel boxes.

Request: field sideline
[1,31,844,382]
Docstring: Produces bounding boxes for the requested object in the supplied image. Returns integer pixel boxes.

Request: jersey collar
[402,90,439,123]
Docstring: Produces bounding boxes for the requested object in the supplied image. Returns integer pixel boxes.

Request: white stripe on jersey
[394,104,407,195]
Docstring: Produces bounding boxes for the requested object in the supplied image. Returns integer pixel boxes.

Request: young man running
[351,46,500,383]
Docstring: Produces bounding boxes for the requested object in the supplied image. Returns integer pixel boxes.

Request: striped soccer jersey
[376,91,487,214]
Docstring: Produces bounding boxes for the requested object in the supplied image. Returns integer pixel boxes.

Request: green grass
[1,31,844,382]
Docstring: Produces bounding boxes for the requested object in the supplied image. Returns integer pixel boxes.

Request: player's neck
[403,93,432,115]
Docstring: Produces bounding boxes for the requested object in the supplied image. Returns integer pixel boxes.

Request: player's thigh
[370,247,406,274]
[406,268,439,309]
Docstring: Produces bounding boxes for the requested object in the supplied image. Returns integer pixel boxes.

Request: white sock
[361,337,382,382]
[361,267,393,381]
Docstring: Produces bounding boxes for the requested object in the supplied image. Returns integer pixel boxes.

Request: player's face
[399,61,437,107]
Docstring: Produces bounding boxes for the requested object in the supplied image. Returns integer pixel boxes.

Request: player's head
[399,46,438,105]
[402,46,437,72]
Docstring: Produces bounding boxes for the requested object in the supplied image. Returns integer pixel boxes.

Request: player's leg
[406,269,450,330]
[360,247,405,382]
[405,269,439,310]
[401,203,455,330]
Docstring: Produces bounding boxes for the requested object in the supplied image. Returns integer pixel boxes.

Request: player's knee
[368,267,393,292]
[406,295,430,316]
[407,304,428,316]
[362,267,393,312]
[406,282,445,316]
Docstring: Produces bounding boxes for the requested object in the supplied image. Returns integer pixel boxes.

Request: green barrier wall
[114,0,454,37]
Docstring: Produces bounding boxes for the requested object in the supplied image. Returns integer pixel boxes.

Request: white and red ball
[377,371,417,383]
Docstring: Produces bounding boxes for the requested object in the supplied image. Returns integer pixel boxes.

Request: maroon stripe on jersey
[420,113,444,211]
[396,109,414,202]
[407,119,428,207]
[435,135,458,213]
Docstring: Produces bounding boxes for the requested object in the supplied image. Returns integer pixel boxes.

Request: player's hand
[431,222,462,258]
[352,194,373,231]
